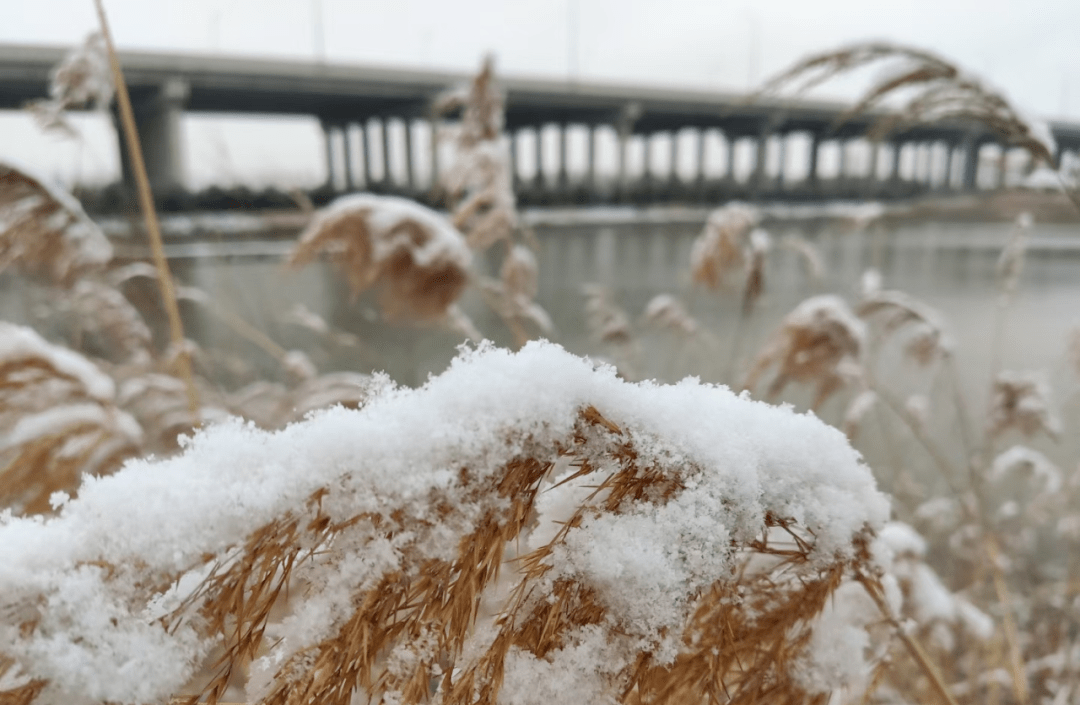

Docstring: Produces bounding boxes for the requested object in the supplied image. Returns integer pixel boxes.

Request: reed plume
[744,295,866,409]
[0,341,900,705]
[288,194,472,322]
[0,161,112,286]
[760,42,1055,166]
[0,322,141,514]
[26,32,113,136]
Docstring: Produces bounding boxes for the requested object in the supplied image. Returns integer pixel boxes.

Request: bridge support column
[380,118,392,187]
[725,134,736,181]
[321,121,335,188]
[836,139,847,182]
[363,121,376,188]
[752,130,768,191]
[509,131,521,193]
[642,134,654,190]
[342,125,355,191]
[694,129,707,191]
[403,120,415,189]
[961,136,981,191]
[119,77,190,196]
[946,142,954,190]
[864,141,879,196]
[806,133,820,186]
[429,117,441,193]
[888,142,902,182]
[534,126,545,190]
[558,124,569,189]
[669,130,681,187]
[586,125,596,190]
[776,134,787,189]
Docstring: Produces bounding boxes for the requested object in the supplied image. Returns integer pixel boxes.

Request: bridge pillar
[509,131,521,192]
[669,130,680,186]
[941,143,955,190]
[806,133,820,185]
[534,126,545,190]
[558,124,569,189]
[752,130,768,190]
[888,142,902,182]
[380,118,392,186]
[642,134,654,190]
[586,125,596,189]
[342,125,355,191]
[119,77,189,196]
[363,121,376,188]
[863,141,879,196]
[775,134,787,188]
[403,120,415,189]
[694,129,707,190]
[725,134,736,181]
[960,135,981,190]
[429,116,441,193]
[320,121,335,188]
[836,139,847,181]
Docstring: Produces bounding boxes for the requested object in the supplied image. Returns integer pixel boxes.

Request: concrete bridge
[3,42,1079,208]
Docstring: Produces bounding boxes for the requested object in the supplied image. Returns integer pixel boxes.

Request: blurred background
[3,0,1079,190]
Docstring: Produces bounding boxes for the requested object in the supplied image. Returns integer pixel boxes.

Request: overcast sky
[3,0,1078,188]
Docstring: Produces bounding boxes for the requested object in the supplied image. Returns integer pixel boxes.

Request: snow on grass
[0,341,890,704]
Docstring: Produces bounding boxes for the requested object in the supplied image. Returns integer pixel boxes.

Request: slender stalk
[93,0,199,420]
[985,535,1031,705]
[857,574,960,705]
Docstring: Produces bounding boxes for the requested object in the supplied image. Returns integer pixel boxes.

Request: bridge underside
[3,44,1079,210]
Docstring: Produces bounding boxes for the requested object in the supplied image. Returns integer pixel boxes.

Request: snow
[0,322,115,400]
[0,341,889,704]
[0,158,113,272]
[328,193,472,270]
[990,445,1062,494]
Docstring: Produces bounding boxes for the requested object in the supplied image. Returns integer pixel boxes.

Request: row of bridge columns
[113,78,1072,200]
[318,118,1036,199]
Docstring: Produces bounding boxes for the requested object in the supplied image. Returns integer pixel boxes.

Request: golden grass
[120,406,886,705]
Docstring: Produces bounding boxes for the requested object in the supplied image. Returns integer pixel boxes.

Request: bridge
[3,42,1079,209]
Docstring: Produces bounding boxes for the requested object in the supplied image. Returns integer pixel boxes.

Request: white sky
[2,0,1079,189]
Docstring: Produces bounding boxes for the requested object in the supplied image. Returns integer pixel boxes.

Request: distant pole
[312,0,325,62]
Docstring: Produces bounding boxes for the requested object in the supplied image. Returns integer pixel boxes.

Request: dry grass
[689,203,759,291]
[26,32,112,136]
[436,56,516,251]
[95,406,884,705]
[0,161,112,286]
[0,323,140,514]
[759,42,1055,166]
[288,194,471,322]
[744,295,865,410]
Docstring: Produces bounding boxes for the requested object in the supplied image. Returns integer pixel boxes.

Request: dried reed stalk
[436,56,516,251]
[92,0,198,419]
[0,161,112,285]
[0,323,141,513]
[760,42,1055,166]
[26,32,112,136]
[1,343,898,705]
[689,203,759,291]
[288,194,471,322]
[745,295,865,409]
